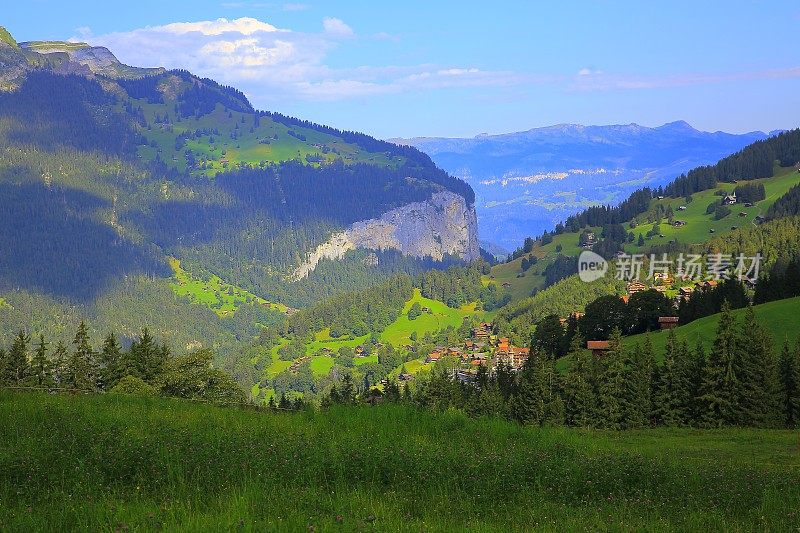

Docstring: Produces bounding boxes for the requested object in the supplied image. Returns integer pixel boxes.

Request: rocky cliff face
[293,191,479,279]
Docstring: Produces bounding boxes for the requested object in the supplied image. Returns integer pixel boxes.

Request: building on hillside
[653,272,673,285]
[495,344,530,369]
[723,193,737,205]
[679,286,695,300]
[673,220,687,227]
[472,322,493,339]
[658,316,679,330]
[626,280,648,295]
[587,340,610,356]
[426,351,442,363]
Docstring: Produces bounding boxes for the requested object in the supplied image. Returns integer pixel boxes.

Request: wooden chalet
[626,280,648,295]
[587,340,610,356]
[658,316,679,330]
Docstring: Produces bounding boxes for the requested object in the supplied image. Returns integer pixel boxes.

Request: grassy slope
[626,164,800,249]
[379,288,478,346]
[134,101,399,176]
[2,392,799,531]
[492,165,800,303]
[167,257,287,317]
[624,296,800,356]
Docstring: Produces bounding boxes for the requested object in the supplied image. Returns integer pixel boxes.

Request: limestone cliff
[293,191,479,279]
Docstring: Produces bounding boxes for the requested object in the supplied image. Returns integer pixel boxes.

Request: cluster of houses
[424,322,531,373]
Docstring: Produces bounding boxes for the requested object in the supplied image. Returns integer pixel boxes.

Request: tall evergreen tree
[780,339,800,428]
[622,336,654,429]
[50,341,68,386]
[562,334,596,428]
[4,330,30,385]
[671,339,696,425]
[510,349,553,426]
[735,306,782,427]
[698,302,739,427]
[67,321,96,390]
[30,334,52,387]
[99,333,124,390]
[653,330,679,426]
[595,329,626,429]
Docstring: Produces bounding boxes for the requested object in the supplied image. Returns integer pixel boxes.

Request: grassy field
[2,391,799,531]
[132,101,400,176]
[626,164,800,250]
[624,296,800,356]
[168,257,287,317]
[488,228,600,302]
[379,289,480,346]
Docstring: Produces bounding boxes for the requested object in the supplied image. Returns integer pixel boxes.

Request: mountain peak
[0,26,20,50]
[657,120,697,132]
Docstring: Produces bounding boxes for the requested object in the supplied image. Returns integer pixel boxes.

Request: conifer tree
[50,341,68,386]
[4,330,30,385]
[30,334,52,387]
[653,330,679,426]
[562,333,595,428]
[671,339,696,425]
[596,329,625,429]
[623,336,654,429]
[698,302,739,427]
[0,348,6,386]
[780,339,800,428]
[735,305,782,427]
[99,333,124,390]
[67,321,96,390]
[509,349,550,426]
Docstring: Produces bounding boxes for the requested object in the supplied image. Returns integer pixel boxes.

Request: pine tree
[99,333,124,390]
[4,330,30,385]
[698,302,739,427]
[50,341,68,386]
[67,321,96,390]
[596,329,625,429]
[780,339,800,428]
[30,334,52,387]
[671,339,696,425]
[509,349,550,426]
[735,305,781,427]
[653,330,679,426]
[622,336,653,429]
[562,333,595,428]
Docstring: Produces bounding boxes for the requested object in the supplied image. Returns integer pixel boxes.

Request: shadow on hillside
[0,182,168,303]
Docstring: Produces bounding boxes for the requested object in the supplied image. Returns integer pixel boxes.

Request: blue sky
[5,1,800,138]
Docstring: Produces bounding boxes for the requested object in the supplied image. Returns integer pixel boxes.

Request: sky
[4,1,800,139]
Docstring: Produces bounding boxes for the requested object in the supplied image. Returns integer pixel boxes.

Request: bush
[110,375,155,396]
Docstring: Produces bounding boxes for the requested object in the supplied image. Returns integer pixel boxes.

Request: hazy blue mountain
[393,122,776,249]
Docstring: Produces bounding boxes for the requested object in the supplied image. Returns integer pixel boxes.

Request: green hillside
[492,163,800,304]
[624,296,800,355]
[3,391,799,531]
[379,288,480,346]
[0,27,19,49]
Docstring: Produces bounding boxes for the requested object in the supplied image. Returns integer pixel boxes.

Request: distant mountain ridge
[393,122,777,248]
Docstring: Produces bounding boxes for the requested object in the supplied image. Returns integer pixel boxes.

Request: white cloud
[322,17,354,38]
[159,17,281,36]
[85,16,525,105]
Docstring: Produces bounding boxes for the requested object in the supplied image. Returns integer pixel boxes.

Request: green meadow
[379,288,479,346]
[132,101,399,176]
[2,391,799,532]
[167,257,287,317]
[624,296,800,356]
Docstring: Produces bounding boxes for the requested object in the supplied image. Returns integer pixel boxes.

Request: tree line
[402,303,799,429]
[0,322,245,403]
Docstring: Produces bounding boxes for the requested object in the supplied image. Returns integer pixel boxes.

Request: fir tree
[780,339,800,428]
[652,330,679,426]
[595,329,625,429]
[735,305,782,427]
[509,349,550,426]
[30,334,51,387]
[50,341,68,386]
[67,321,96,390]
[622,336,654,429]
[671,339,696,425]
[5,330,30,385]
[562,333,595,428]
[698,302,739,427]
[99,333,124,390]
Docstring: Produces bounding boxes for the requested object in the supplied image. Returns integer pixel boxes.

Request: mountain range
[0,27,478,354]
[394,122,779,251]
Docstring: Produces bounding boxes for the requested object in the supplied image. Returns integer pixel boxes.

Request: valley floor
[1,391,799,532]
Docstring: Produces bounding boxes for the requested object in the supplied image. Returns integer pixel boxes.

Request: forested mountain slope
[0,27,478,360]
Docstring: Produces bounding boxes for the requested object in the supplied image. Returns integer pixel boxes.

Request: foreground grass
[1,392,799,531]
